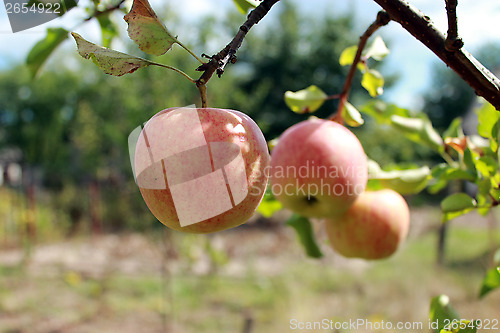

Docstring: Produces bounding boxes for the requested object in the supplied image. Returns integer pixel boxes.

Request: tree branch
[444,0,463,51]
[84,0,126,22]
[195,0,280,89]
[372,0,500,110]
[331,11,391,122]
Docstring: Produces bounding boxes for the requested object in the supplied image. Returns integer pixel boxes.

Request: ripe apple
[324,189,410,260]
[134,107,270,233]
[270,118,367,218]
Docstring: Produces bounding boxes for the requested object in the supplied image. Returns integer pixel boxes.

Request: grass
[0,209,499,332]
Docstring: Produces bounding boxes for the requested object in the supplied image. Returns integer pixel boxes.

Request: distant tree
[423,43,500,131]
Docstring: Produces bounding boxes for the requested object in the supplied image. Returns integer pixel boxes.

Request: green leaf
[390,115,444,152]
[339,45,358,66]
[429,295,460,332]
[26,28,69,78]
[475,156,498,178]
[71,32,153,76]
[97,14,118,48]
[443,117,464,139]
[476,179,493,216]
[232,0,259,14]
[360,100,410,125]
[429,163,479,194]
[361,69,384,97]
[428,164,476,194]
[476,101,499,139]
[124,0,179,56]
[372,166,431,195]
[463,145,479,177]
[441,193,477,213]
[257,187,283,218]
[441,193,476,222]
[364,36,390,61]
[431,164,476,182]
[342,101,364,127]
[479,266,500,298]
[339,36,389,67]
[286,215,323,259]
[284,85,327,114]
[258,200,282,218]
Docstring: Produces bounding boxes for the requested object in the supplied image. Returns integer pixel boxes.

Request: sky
[0,0,500,109]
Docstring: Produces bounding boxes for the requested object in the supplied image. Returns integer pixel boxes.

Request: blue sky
[1,0,500,109]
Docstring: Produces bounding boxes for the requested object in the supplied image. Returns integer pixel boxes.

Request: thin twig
[195,0,280,87]
[372,0,500,110]
[84,0,126,21]
[151,62,196,83]
[444,0,463,52]
[330,11,390,122]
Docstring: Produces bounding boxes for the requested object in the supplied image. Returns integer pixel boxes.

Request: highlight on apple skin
[324,189,410,260]
[270,118,368,218]
[134,107,270,233]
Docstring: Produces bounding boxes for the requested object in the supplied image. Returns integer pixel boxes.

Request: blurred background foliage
[0,1,498,236]
[1,2,500,332]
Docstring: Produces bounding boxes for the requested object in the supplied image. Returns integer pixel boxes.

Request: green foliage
[423,44,500,130]
[72,33,154,76]
[232,0,259,14]
[479,249,500,298]
[476,101,499,140]
[338,35,389,97]
[429,295,460,332]
[233,3,362,138]
[479,266,500,298]
[341,101,364,127]
[441,193,477,222]
[364,36,390,61]
[257,187,283,218]
[339,46,357,67]
[284,85,327,114]
[429,295,480,333]
[390,114,444,153]
[360,100,411,125]
[97,14,119,48]
[368,162,431,194]
[285,215,323,259]
[361,69,384,97]
[26,28,69,78]
[123,0,179,56]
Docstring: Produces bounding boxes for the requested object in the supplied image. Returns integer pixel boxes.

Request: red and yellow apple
[134,107,270,233]
[270,118,368,218]
[325,189,410,260]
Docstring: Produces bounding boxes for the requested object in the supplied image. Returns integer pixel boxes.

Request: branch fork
[195,0,280,98]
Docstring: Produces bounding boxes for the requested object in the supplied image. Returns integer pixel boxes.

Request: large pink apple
[134,107,270,233]
[325,189,410,260]
[270,118,367,218]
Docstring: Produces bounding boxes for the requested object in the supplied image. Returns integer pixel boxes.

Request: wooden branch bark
[195,0,280,87]
[444,0,463,51]
[372,0,500,110]
[332,11,391,122]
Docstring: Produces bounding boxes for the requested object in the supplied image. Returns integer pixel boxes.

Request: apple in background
[270,118,368,218]
[325,189,410,260]
[134,107,270,233]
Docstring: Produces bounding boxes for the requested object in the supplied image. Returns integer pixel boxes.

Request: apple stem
[198,83,208,108]
[329,11,391,123]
